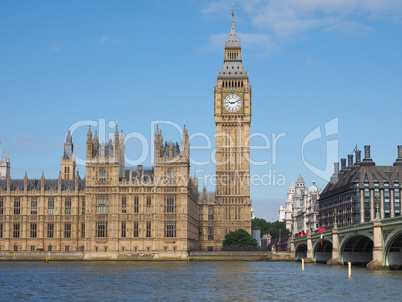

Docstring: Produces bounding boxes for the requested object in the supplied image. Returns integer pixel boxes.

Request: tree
[251,218,271,236]
[223,229,258,247]
[251,218,290,239]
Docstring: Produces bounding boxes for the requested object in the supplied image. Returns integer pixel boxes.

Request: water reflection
[0,261,401,301]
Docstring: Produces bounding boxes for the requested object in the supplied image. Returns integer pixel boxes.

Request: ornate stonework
[0,7,252,257]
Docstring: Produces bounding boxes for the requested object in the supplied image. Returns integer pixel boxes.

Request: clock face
[223,94,242,112]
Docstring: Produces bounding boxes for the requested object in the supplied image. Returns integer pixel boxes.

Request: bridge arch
[313,239,333,263]
[384,228,402,269]
[295,243,307,260]
[340,234,373,265]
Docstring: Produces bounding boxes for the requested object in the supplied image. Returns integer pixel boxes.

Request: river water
[0,261,401,301]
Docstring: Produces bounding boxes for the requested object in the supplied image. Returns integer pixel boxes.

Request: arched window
[167,169,174,183]
[99,169,106,182]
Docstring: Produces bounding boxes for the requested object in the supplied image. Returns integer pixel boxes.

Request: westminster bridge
[291,216,402,269]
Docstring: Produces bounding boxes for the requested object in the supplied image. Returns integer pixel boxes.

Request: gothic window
[208,227,214,240]
[0,198,3,215]
[81,223,85,238]
[134,196,139,213]
[198,227,202,240]
[165,196,176,213]
[146,196,151,214]
[81,198,86,214]
[96,195,108,214]
[64,167,70,179]
[199,206,203,221]
[122,196,127,214]
[121,221,126,238]
[164,221,176,238]
[0,223,2,238]
[47,223,54,238]
[64,223,71,238]
[167,169,174,183]
[96,221,107,237]
[14,198,20,215]
[48,199,54,215]
[13,223,20,238]
[99,169,106,182]
[30,223,37,238]
[146,222,151,237]
[65,198,71,215]
[208,207,214,221]
[133,222,139,237]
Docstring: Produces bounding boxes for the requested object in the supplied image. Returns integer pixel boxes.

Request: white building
[0,141,10,180]
[279,175,321,235]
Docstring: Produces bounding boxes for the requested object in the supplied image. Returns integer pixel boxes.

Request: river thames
[0,261,401,301]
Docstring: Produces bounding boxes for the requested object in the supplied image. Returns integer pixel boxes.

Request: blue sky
[1,0,401,222]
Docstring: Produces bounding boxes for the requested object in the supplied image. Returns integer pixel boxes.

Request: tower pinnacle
[227,3,240,47]
[218,4,246,79]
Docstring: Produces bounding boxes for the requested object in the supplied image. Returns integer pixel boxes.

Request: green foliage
[251,218,290,239]
[223,229,258,247]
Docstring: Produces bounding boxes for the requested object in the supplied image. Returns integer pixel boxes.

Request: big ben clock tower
[214,5,252,241]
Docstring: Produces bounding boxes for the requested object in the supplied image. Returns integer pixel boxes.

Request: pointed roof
[66,129,72,144]
[86,126,92,143]
[226,4,240,47]
[217,4,247,79]
[296,174,305,184]
[93,130,99,142]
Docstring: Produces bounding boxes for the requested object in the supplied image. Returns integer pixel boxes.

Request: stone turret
[24,171,28,192]
[41,171,45,192]
[154,125,164,161]
[61,129,76,180]
[181,125,190,160]
[86,126,93,161]
[0,141,10,180]
[119,130,125,179]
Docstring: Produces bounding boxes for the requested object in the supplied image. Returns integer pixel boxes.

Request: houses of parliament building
[0,9,252,258]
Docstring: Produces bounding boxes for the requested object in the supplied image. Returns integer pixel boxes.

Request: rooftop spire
[217,3,247,79]
[226,3,240,47]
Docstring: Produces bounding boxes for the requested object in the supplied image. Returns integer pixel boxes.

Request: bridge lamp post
[375,195,380,220]
[333,209,338,228]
